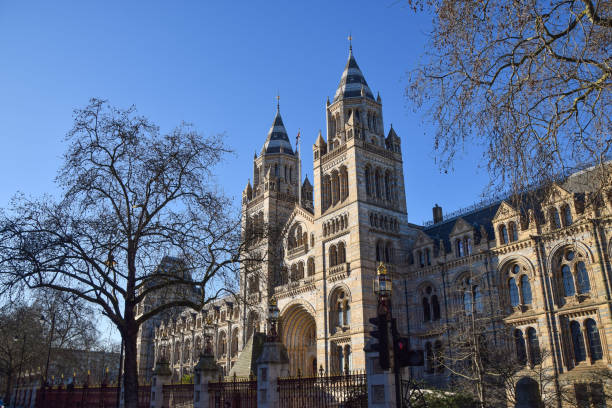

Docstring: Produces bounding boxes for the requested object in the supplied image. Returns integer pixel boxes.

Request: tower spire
[348,33,352,53]
[276,93,280,112]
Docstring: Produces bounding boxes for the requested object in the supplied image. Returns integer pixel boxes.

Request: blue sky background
[0,1,490,339]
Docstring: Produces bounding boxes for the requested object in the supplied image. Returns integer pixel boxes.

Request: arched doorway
[515,377,542,408]
[281,304,316,376]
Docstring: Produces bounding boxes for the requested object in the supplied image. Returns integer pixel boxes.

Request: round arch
[546,241,595,268]
[280,303,317,376]
[497,255,537,278]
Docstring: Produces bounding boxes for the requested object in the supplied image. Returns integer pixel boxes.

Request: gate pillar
[255,341,289,408]
[365,349,397,407]
[150,360,172,408]
[193,353,221,408]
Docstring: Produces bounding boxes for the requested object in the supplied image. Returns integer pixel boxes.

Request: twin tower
[240,45,412,375]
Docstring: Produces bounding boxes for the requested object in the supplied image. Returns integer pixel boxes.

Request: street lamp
[203,315,215,356]
[374,262,392,299]
[39,310,56,403]
[267,297,280,342]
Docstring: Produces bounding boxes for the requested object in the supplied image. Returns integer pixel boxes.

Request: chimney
[433,204,443,224]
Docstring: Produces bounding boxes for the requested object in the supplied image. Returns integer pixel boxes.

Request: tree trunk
[4,368,13,405]
[123,318,139,408]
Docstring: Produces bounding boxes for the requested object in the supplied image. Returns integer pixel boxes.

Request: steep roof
[423,202,501,254]
[333,47,374,102]
[262,108,294,155]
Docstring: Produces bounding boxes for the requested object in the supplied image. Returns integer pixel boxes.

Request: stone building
[137,45,612,403]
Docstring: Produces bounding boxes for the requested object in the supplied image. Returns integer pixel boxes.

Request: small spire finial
[276,93,280,111]
[348,33,352,52]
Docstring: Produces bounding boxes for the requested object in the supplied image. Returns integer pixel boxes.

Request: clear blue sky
[0,1,490,227]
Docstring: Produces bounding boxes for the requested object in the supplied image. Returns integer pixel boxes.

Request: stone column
[149,360,172,408]
[255,341,290,408]
[365,348,396,407]
[193,353,222,408]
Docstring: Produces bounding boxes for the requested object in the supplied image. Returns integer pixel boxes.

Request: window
[432,295,441,320]
[365,166,372,196]
[550,208,561,229]
[434,341,444,373]
[509,222,518,242]
[338,242,346,264]
[499,225,509,245]
[374,169,382,198]
[509,277,520,307]
[520,275,532,305]
[562,205,572,226]
[456,239,464,257]
[425,342,434,373]
[571,320,587,363]
[307,257,315,276]
[329,245,338,267]
[514,329,527,365]
[422,297,431,322]
[425,248,431,266]
[576,261,590,294]
[527,328,541,365]
[585,319,603,361]
[418,250,424,268]
[562,265,576,297]
[474,286,483,313]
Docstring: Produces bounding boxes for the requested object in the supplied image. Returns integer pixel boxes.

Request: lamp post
[373,262,401,407]
[267,297,280,342]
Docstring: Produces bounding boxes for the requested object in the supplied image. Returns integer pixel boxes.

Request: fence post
[149,360,172,408]
[193,353,221,408]
[255,340,289,408]
[365,348,397,407]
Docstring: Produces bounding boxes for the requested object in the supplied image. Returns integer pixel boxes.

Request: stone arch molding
[546,240,595,269]
[280,298,316,318]
[497,254,537,278]
[328,282,352,304]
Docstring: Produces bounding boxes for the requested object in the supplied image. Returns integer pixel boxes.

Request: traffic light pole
[391,317,402,407]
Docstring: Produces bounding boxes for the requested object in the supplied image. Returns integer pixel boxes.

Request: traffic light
[369,315,390,370]
[394,336,424,367]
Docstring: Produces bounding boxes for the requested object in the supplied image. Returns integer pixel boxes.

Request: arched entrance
[281,304,317,376]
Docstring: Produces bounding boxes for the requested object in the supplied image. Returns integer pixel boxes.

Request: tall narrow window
[562,205,573,226]
[425,248,431,266]
[499,225,509,245]
[434,341,444,373]
[520,275,533,305]
[344,303,351,326]
[464,289,473,314]
[576,262,590,294]
[527,328,541,365]
[474,286,483,312]
[509,278,520,307]
[422,297,431,322]
[562,265,576,296]
[375,169,382,198]
[550,208,562,229]
[585,319,603,361]
[514,329,527,365]
[365,166,371,196]
[571,320,587,363]
[509,222,518,242]
[425,342,434,373]
[432,295,441,320]
[418,251,424,267]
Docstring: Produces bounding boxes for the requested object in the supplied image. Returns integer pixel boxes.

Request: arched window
[463,289,473,314]
[434,341,444,373]
[562,205,572,226]
[464,237,472,255]
[576,261,590,294]
[570,320,587,363]
[509,222,518,242]
[384,171,391,201]
[338,242,346,264]
[417,250,424,267]
[585,319,603,361]
[527,328,540,365]
[329,245,338,267]
[425,342,434,374]
[520,275,532,305]
[425,248,431,266]
[307,257,315,276]
[456,239,464,257]
[274,163,279,177]
[550,208,562,229]
[514,329,527,365]
[344,303,351,326]
[499,225,509,245]
[297,261,304,280]
[432,295,441,320]
[384,243,392,263]
[422,297,431,322]
[473,286,483,312]
[562,265,576,296]
[344,345,352,372]
[365,166,372,196]
[509,277,520,307]
[374,169,382,198]
[375,241,383,262]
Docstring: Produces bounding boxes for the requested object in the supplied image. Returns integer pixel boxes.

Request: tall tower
[312,44,413,371]
[241,103,306,342]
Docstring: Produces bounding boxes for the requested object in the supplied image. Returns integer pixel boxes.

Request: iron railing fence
[162,383,194,408]
[32,384,151,408]
[277,371,367,408]
[208,374,257,408]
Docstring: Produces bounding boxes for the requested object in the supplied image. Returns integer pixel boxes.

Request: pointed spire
[315,130,326,146]
[333,43,374,102]
[376,92,381,103]
[261,102,294,155]
[326,96,330,106]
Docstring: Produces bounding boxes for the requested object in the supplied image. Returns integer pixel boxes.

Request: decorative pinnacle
[348,33,352,52]
[276,93,280,111]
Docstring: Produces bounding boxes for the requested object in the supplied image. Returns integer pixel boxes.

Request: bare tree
[406,0,611,195]
[0,98,245,408]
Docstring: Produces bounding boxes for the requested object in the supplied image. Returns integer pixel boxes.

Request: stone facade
[136,46,612,404]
